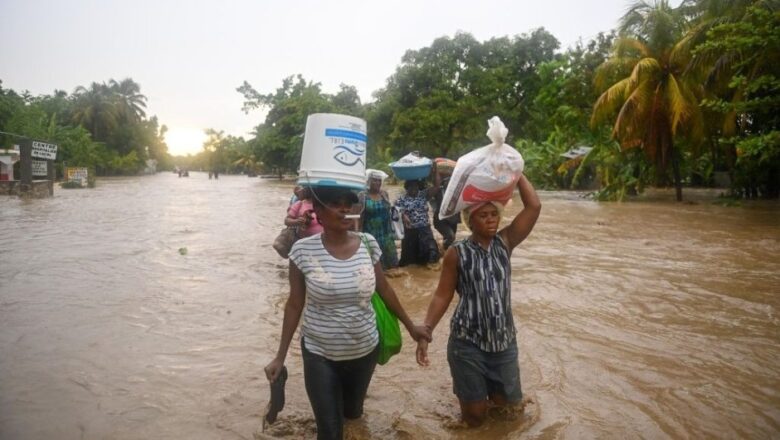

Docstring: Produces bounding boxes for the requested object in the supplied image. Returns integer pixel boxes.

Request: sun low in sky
[165,127,207,156]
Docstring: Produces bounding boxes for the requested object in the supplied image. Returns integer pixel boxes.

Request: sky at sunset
[1,0,681,155]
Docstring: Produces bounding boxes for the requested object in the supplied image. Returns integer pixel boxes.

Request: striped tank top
[289,233,381,361]
[450,235,516,352]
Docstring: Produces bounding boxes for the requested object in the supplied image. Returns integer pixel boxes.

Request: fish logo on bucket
[333,144,365,167]
[325,128,366,167]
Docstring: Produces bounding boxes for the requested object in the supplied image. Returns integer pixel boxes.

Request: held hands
[264,357,285,383]
[416,339,430,366]
[408,324,432,343]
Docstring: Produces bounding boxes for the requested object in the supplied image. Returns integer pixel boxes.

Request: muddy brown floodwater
[1,173,778,439]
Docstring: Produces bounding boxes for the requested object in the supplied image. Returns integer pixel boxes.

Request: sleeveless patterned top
[450,235,516,352]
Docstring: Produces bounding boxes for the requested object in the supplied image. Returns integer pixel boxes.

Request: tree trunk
[670,140,683,202]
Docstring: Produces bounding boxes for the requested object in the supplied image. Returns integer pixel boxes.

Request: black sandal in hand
[262,366,288,430]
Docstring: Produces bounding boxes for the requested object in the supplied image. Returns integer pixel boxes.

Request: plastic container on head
[390,153,433,181]
[390,163,432,181]
[434,158,456,176]
[297,113,368,191]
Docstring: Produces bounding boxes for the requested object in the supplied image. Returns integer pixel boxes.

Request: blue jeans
[301,338,379,440]
[447,336,522,403]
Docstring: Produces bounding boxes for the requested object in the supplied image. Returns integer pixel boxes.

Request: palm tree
[591,0,704,201]
[233,153,261,176]
[109,78,147,121]
[71,82,119,142]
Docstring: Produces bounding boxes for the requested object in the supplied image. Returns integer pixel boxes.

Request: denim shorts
[447,336,522,403]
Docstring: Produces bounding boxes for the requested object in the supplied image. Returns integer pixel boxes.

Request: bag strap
[359,233,373,261]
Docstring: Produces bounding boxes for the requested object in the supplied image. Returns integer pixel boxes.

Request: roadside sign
[66,167,88,185]
[32,160,48,176]
[31,141,58,160]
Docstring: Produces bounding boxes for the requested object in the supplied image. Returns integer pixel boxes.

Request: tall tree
[591,0,704,201]
[109,78,147,122]
[238,75,338,175]
[374,30,558,159]
[71,82,118,142]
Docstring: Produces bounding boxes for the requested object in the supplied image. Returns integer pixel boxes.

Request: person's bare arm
[499,174,541,251]
[417,247,458,366]
[264,260,306,382]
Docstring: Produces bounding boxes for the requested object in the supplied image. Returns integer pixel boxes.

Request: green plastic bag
[371,292,402,365]
[360,233,402,365]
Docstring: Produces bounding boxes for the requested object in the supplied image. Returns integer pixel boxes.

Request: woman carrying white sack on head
[417,117,541,427]
[438,116,525,220]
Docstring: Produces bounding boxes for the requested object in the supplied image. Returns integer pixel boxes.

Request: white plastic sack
[365,169,389,181]
[438,116,524,219]
[392,152,431,167]
[391,207,404,240]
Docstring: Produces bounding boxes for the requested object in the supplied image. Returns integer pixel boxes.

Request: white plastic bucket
[297,113,367,190]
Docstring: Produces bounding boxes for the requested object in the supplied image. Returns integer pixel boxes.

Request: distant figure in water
[209,171,213,179]
[214,170,219,179]
[431,175,460,250]
[265,186,430,440]
[417,174,541,428]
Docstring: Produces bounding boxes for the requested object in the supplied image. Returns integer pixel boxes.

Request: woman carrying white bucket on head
[297,113,368,191]
[266,113,432,439]
[416,173,541,427]
[265,186,431,440]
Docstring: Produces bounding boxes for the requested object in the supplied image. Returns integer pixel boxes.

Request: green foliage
[592,0,706,201]
[238,75,361,175]
[515,134,570,189]
[367,145,395,177]
[107,150,142,175]
[692,3,780,197]
[371,30,559,159]
[589,141,651,201]
[60,180,84,189]
[0,77,171,176]
[532,32,615,147]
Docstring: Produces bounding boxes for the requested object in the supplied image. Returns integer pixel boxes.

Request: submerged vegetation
[1,0,777,199]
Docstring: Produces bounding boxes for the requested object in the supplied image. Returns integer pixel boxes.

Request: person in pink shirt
[285,187,323,237]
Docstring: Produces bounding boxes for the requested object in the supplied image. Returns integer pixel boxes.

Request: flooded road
[1,173,778,439]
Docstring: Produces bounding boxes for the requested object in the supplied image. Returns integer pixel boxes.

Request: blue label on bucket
[325,129,367,142]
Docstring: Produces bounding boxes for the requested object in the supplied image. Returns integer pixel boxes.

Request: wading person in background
[285,187,322,238]
[289,185,304,207]
[265,186,431,440]
[394,178,440,268]
[431,174,460,251]
[416,174,541,427]
[358,171,399,272]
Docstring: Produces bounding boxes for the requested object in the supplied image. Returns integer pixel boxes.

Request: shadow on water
[1,173,778,439]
